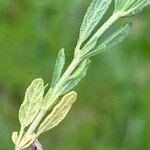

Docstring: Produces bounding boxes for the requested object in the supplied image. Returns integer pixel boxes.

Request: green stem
[49,57,80,101]
[26,111,46,135]
[25,13,121,138]
[26,57,81,136]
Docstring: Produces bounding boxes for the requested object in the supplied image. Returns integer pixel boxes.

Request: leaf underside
[79,0,112,43]
[86,22,132,58]
[19,78,44,127]
[37,91,77,135]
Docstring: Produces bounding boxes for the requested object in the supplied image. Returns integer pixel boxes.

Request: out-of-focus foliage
[0,0,150,149]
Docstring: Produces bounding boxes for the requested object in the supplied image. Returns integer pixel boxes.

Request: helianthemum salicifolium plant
[12,0,150,149]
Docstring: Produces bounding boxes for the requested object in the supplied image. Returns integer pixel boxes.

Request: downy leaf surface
[128,0,150,15]
[37,91,77,135]
[60,59,91,95]
[19,78,44,127]
[51,48,65,88]
[79,0,112,43]
[115,0,150,15]
[86,23,132,58]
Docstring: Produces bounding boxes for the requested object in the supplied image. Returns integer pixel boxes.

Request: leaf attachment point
[86,22,132,58]
[60,59,91,95]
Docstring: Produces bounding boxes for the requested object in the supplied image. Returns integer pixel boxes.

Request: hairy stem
[26,56,81,135]
[22,13,121,140]
[26,111,46,135]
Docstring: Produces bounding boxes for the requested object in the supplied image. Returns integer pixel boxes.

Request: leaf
[127,0,150,15]
[114,0,122,9]
[86,23,132,58]
[37,91,77,135]
[115,0,137,11]
[79,0,112,43]
[60,59,91,95]
[81,36,98,56]
[12,131,18,144]
[51,48,65,88]
[114,0,150,15]
[19,78,44,127]
[41,88,53,110]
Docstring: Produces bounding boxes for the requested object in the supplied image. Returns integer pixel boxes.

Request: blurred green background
[0,0,150,149]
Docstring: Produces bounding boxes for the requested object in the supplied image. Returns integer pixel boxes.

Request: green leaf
[37,91,77,135]
[86,23,132,58]
[127,0,150,15]
[79,0,112,43]
[60,59,91,95]
[81,36,98,56]
[12,131,18,144]
[41,88,53,110]
[19,78,44,127]
[114,0,150,15]
[114,0,122,10]
[51,48,65,88]
[19,133,36,149]
[115,0,136,11]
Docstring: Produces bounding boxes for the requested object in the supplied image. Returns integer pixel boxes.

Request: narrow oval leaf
[60,59,91,95]
[81,36,98,56]
[127,0,150,15]
[37,91,77,135]
[12,131,18,144]
[86,23,132,58]
[115,0,136,11]
[19,78,44,127]
[79,0,112,43]
[41,88,53,110]
[115,0,150,16]
[51,48,65,88]
[100,23,132,49]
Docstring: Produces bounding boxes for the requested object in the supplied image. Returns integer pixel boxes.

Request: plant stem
[26,56,81,135]
[25,13,120,138]
[51,57,80,99]
[26,111,46,135]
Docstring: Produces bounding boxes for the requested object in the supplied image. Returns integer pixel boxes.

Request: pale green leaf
[12,131,18,144]
[79,0,112,43]
[60,59,91,95]
[41,88,53,110]
[37,91,77,135]
[86,23,132,58]
[115,0,137,11]
[127,0,150,15]
[51,48,65,88]
[114,0,150,15]
[81,36,98,56]
[19,133,36,149]
[19,78,44,127]
[114,0,122,10]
